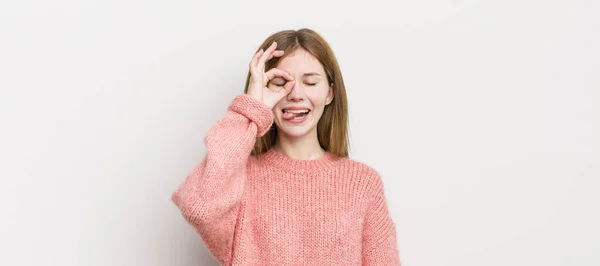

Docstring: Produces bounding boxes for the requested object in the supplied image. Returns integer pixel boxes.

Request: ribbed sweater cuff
[228,94,274,137]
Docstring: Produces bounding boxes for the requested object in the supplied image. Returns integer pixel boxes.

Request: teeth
[284,109,310,114]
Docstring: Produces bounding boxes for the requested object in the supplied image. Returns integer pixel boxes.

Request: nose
[286,78,305,102]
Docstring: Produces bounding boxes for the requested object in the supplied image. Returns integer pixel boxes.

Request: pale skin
[247,42,334,160]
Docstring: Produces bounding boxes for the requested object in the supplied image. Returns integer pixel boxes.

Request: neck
[274,128,325,160]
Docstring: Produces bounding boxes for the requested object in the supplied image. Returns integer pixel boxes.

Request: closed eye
[273,83,318,87]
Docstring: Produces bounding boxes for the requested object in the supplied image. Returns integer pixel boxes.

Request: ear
[325,83,334,105]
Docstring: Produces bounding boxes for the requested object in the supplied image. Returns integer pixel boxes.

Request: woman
[172,28,400,265]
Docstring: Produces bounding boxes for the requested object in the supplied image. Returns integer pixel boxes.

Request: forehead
[276,49,326,77]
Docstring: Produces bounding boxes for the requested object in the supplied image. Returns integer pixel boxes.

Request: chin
[275,120,317,138]
[280,127,312,138]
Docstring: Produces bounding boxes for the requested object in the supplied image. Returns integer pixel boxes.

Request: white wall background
[1,0,598,265]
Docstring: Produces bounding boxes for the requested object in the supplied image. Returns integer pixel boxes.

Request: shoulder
[337,156,386,191]
[338,157,393,215]
[338,156,379,175]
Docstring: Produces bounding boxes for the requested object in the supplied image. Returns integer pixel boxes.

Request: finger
[250,49,264,68]
[267,50,284,61]
[265,68,294,81]
[251,49,263,65]
[258,42,277,66]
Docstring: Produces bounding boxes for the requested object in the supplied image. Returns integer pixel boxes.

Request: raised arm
[172,41,295,265]
[171,94,272,265]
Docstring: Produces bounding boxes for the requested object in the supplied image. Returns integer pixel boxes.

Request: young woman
[172,28,400,265]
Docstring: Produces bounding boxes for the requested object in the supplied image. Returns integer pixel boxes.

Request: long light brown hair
[244,28,349,158]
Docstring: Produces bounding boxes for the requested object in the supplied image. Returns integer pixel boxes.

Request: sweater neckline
[259,147,340,174]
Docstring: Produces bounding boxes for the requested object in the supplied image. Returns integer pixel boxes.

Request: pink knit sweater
[172,94,400,265]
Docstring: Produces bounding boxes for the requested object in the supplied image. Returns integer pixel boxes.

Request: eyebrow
[273,72,321,80]
[302,72,321,77]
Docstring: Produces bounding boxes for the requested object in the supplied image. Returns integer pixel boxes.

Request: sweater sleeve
[171,94,273,265]
[362,172,401,265]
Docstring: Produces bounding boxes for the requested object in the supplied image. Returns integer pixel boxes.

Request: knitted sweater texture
[172,94,400,265]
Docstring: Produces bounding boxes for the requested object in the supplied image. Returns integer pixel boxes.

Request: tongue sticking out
[282,111,309,120]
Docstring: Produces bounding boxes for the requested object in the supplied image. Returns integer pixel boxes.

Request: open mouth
[282,108,311,119]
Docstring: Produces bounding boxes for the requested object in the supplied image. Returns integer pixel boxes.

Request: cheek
[306,87,329,105]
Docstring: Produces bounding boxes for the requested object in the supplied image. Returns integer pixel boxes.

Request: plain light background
[1,0,599,265]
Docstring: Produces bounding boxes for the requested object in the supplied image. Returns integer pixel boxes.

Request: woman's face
[268,48,334,138]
